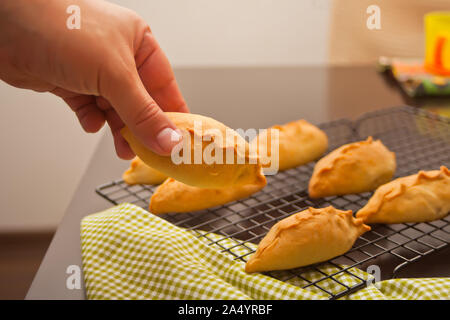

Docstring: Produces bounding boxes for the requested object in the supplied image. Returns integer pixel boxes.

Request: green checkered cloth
[80,203,450,300]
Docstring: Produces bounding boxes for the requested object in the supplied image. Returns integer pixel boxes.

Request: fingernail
[156,127,182,154]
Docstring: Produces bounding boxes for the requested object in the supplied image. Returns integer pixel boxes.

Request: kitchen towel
[80,203,450,300]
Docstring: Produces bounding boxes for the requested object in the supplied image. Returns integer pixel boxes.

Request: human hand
[0,0,188,159]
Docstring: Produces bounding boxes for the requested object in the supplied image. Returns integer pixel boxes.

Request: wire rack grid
[96,106,450,300]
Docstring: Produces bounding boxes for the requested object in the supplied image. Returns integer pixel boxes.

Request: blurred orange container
[424,12,450,76]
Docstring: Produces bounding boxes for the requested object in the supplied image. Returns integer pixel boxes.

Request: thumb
[104,68,182,156]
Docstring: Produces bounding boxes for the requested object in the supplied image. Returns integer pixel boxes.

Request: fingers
[149,79,189,113]
[96,97,135,160]
[53,88,132,160]
[52,89,106,133]
[105,107,135,160]
[102,67,182,156]
[64,95,106,133]
[135,30,189,113]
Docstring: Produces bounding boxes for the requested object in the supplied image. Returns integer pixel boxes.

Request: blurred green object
[378,56,450,97]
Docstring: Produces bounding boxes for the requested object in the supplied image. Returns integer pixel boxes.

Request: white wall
[113,0,331,66]
[0,0,331,231]
[0,86,103,231]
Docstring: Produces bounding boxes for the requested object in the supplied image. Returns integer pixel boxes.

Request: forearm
[0,0,59,88]
[0,0,105,92]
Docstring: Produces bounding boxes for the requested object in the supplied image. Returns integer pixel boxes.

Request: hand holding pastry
[122,112,266,188]
[0,0,187,159]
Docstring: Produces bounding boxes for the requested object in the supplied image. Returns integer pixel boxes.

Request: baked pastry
[308,137,396,198]
[250,119,328,173]
[356,166,450,224]
[123,157,167,185]
[150,177,266,214]
[121,112,265,188]
[245,206,370,273]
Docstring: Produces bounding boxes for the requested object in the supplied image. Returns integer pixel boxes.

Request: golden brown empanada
[150,177,267,214]
[123,157,167,185]
[250,119,328,173]
[308,137,396,198]
[121,112,265,189]
[245,206,370,273]
[356,166,450,224]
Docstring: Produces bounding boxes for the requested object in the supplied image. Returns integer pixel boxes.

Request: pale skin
[0,0,188,159]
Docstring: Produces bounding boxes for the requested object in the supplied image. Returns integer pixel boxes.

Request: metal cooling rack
[96,106,450,300]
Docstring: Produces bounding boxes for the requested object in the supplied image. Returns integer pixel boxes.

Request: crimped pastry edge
[245,206,370,273]
[356,166,450,221]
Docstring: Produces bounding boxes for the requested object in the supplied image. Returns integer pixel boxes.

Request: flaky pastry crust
[308,137,396,198]
[251,119,328,172]
[356,166,450,224]
[123,157,167,185]
[121,112,265,188]
[150,176,267,214]
[245,206,370,273]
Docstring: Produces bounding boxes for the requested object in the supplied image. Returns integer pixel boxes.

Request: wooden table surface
[26,65,450,299]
